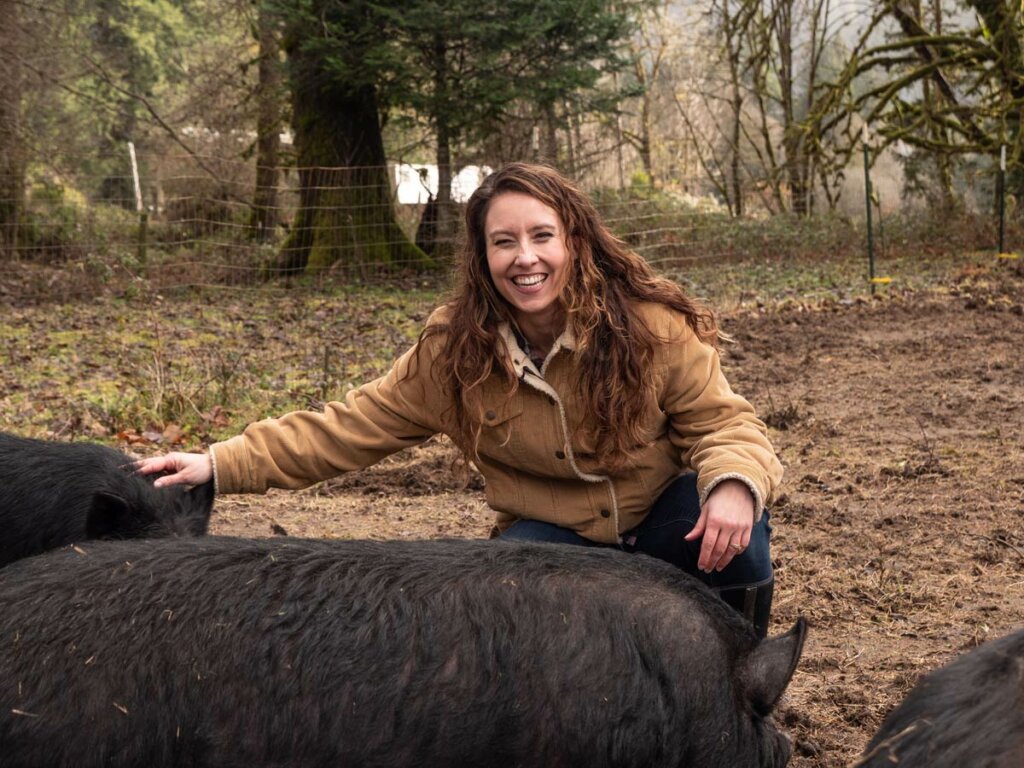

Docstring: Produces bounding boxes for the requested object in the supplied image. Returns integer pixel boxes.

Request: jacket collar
[497,320,576,385]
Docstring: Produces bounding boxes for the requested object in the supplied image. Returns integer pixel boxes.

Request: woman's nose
[514,241,538,264]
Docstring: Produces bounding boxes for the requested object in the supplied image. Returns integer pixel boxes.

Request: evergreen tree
[269,0,646,272]
[382,0,642,254]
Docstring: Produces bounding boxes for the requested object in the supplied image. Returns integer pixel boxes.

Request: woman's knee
[499,519,599,547]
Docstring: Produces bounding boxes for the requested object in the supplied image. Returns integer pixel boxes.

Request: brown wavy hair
[423,162,718,470]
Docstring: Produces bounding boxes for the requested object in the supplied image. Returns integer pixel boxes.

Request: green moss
[0,323,32,341]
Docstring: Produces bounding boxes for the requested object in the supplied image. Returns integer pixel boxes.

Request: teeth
[513,275,546,286]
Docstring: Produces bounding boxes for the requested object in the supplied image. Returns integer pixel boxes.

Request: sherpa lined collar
[497,321,577,380]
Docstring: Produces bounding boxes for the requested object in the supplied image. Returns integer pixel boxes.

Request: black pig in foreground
[0,432,213,566]
[0,537,806,768]
[858,627,1024,767]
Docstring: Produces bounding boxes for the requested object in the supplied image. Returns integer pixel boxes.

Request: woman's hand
[684,478,755,573]
[134,452,213,489]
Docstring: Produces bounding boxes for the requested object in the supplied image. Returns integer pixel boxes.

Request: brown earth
[207,263,1024,767]
[2,258,1021,766]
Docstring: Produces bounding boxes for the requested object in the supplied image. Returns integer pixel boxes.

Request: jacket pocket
[478,398,524,455]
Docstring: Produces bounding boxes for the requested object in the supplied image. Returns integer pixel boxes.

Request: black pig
[0,537,805,768]
[0,432,213,566]
[859,627,1024,767]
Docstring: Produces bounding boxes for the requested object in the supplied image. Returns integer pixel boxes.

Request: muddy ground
[206,264,1024,766]
[3,257,1022,765]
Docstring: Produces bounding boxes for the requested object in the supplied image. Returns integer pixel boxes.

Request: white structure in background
[393,164,492,204]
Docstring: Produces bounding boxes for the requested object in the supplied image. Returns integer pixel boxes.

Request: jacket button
[485,410,496,421]
[600,509,611,518]
[554,450,565,460]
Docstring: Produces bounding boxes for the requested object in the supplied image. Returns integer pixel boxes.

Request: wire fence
[0,152,1020,302]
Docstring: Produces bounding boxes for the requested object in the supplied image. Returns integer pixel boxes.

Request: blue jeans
[499,473,773,592]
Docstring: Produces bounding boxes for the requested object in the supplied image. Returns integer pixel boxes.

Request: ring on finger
[728,543,744,552]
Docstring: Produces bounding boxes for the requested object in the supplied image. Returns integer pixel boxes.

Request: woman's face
[484,191,570,333]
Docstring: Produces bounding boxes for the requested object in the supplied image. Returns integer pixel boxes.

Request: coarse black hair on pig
[0,536,805,768]
[0,432,213,566]
[858,627,1024,767]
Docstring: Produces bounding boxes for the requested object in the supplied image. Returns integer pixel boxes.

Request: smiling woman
[484,191,570,364]
[138,163,783,638]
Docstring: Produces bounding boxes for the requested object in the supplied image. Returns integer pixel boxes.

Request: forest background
[0,0,1021,287]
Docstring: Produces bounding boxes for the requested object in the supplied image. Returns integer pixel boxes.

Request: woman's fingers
[683,507,708,542]
[704,528,743,572]
[132,456,172,476]
[130,453,212,488]
[702,527,728,572]
[714,535,747,572]
[698,516,753,572]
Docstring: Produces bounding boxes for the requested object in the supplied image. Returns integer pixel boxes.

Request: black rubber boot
[718,578,774,639]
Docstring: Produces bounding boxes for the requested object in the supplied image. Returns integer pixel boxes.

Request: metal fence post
[998,145,1006,256]
[863,127,875,294]
[128,142,147,274]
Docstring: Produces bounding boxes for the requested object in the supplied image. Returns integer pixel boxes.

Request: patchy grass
[671,248,1010,311]
[2,250,1019,448]
[0,282,440,445]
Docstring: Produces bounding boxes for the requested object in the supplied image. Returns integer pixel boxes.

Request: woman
[140,163,783,636]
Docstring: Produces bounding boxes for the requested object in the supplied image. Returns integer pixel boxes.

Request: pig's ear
[741,617,807,714]
[85,492,133,538]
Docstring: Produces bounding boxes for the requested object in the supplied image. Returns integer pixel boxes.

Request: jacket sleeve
[659,317,782,517]
[210,336,447,495]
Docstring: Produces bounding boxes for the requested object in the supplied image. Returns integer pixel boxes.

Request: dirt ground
[2,255,1021,766]
[207,263,1024,766]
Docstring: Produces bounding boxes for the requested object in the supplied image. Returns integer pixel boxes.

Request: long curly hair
[423,163,718,470]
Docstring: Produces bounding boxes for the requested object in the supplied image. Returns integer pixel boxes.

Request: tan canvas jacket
[210,302,783,544]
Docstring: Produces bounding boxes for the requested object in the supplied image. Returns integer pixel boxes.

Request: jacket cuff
[699,472,765,522]
[208,446,221,496]
[208,435,251,495]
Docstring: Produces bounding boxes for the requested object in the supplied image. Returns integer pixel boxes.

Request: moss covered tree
[273,0,427,275]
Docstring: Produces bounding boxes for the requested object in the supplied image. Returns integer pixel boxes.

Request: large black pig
[0,537,806,768]
[0,432,213,566]
[858,627,1024,767]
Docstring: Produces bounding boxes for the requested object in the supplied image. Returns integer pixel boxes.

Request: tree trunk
[722,0,744,216]
[775,0,809,216]
[541,101,559,168]
[612,72,626,190]
[0,0,25,258]
[571,107,584,178]
[250,0,281,242]
[563,98,577,178]
[632,8,668,189]
[430,32,456,259]
[432,131,456,259]
[730,104,743,217]
[277,60,428,275]
[639,90,655,187]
